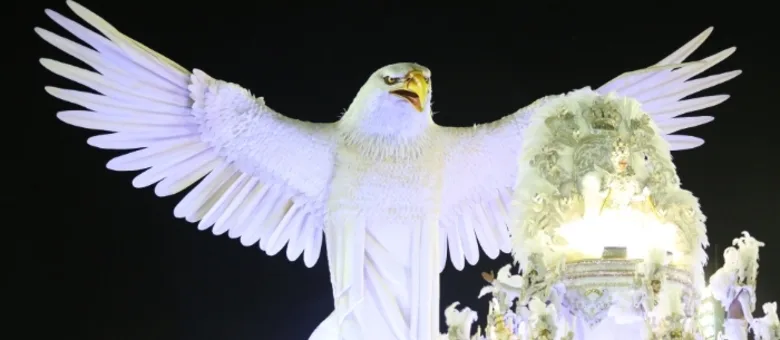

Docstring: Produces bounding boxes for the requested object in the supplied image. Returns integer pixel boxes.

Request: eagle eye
[383,76,401,85]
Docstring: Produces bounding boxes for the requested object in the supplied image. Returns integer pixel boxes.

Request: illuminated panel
[697,298,721,340]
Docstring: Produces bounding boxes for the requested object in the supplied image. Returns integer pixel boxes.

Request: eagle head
[340,63,433,142]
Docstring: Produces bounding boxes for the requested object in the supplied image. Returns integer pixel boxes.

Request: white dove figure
[36,2,739,339]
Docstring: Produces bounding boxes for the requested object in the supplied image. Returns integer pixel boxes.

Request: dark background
[10,0,779,339]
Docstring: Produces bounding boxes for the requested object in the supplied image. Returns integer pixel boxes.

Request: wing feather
[597,27,740,150]
[437,116,524,271]
[458,216,480,265]
[38,1,335,267]
[471,206,499,260]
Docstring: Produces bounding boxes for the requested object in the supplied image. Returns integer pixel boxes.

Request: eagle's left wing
[595,27,740,150]
[437,27,739,272]
[436,113,528,271]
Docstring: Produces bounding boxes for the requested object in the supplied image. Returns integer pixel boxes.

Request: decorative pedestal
[561,259,695,339]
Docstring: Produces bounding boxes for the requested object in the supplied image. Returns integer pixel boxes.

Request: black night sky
[10,0,779,339]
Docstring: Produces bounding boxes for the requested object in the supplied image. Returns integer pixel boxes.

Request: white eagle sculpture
[35,2,739,339]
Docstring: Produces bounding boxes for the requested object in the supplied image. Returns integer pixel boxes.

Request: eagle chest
[328,147,445,220]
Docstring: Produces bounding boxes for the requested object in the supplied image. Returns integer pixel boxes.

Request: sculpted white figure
[443,302,479,340]
[581,138,656,219]
[752,302,780,340]
[599,139,653,213]
[36,2,738,339]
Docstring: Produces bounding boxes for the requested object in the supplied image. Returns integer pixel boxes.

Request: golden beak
[391,70,429,112]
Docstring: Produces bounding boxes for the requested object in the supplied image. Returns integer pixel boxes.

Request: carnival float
[442,90,778,340]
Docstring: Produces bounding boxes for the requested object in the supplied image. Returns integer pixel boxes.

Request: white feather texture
[37,2,739,339]
[510,89,712,295]
[596,27,739,150]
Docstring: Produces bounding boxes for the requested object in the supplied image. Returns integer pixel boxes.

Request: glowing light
[556,207,680,261]
[697,299,720,340]
[700,313,716,327]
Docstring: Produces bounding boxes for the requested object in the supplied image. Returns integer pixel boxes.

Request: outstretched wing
[37,1,336,267]
[436,27,738,271]
[436,114,527,271]
[596,27,740,150]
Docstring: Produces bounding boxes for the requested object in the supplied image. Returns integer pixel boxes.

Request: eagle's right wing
[435,27,739,272]
[37,1,336,267]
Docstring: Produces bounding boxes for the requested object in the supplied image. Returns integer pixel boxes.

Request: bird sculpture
[35,2,739,339]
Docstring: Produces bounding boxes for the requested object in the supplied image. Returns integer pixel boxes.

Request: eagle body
[316,75,452,339]
[323,141,446,339]
[37,2,739,339]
